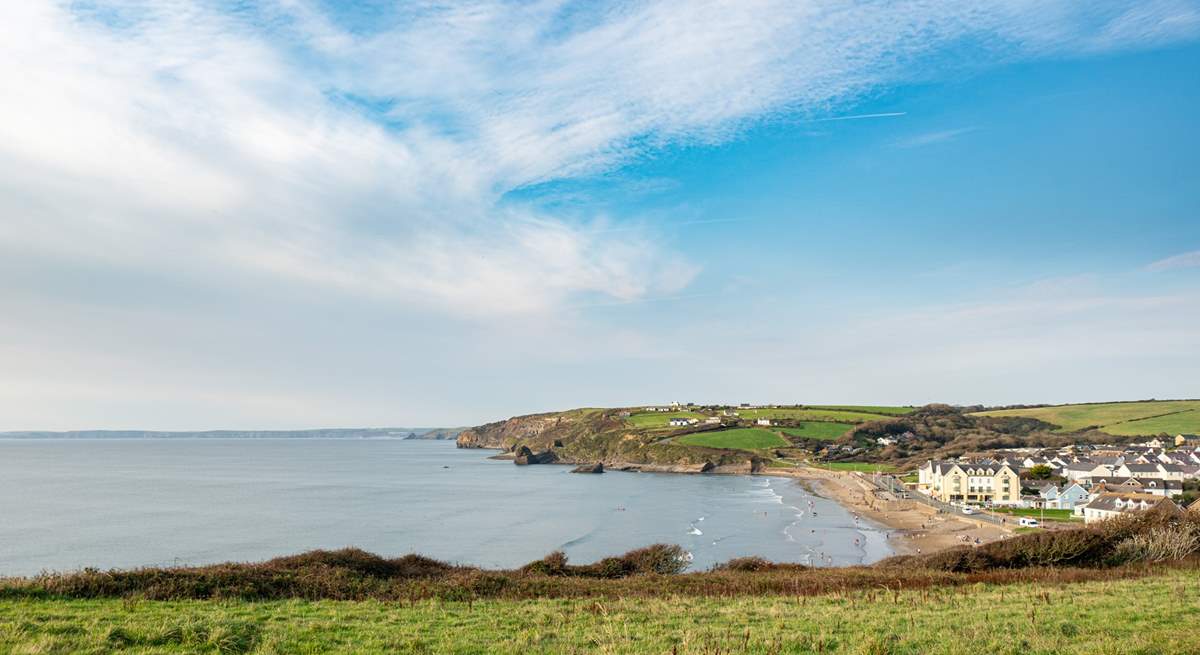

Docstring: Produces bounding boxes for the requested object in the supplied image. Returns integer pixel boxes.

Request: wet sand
[763,466,1013,555]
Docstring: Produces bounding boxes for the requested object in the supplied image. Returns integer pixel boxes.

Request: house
[1037,482,1090,510]
[755,418,772,427]
[1064,460,1115,482]
[918,459,1021,506]
[1079,492,1183,524]
[1114,462,1167,480]
[1091,477,1182,497]
[1176,433,1200,448]
[704,416,720,424]
[668,418,690,427]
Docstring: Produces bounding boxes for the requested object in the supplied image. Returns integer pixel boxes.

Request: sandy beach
[765,466,1013,555]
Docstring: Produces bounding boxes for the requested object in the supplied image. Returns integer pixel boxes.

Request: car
[1019,517,1040,527]
[961,506,976,515]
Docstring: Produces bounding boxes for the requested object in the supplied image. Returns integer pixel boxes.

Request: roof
[1084,493,1181,515]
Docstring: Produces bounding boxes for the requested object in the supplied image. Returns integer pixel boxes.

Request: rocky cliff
[456,408,764,473]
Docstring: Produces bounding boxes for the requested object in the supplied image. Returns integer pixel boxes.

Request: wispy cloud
[803,112,907,123]
[892,127,978,149]
[2,1,1195,318]
[1146,249,1200,271]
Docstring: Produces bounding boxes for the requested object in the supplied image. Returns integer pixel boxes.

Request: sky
[1,1,1199,430]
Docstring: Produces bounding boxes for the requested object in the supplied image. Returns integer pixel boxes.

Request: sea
[0,439,892,576]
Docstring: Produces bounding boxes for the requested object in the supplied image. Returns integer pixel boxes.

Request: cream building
[918,459,1021,505]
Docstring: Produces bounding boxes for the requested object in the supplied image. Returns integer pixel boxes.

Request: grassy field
[990,507,1080,522]
[676,428,787,450]
[778,422,854,440]
[806,405,914,416]
[2,572,1196,654]
[973,400,1200,435]
[811,461,897,473]
[626,410,708,428]
[732,408,891,423]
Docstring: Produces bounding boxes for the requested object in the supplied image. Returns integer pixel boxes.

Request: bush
[619,544,689,575]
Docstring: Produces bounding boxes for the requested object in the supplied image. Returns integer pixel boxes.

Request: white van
[1018,517,1040,527]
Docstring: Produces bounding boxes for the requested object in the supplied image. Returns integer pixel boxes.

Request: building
[1176,433,1200,448]
[704,416,720,424]
[1079,492,1183,524]
[1089,477,1183,497]
[668,418,690,427]
[1036,482,1090,510]
[755,418,772,427]
[918,459,1021,506]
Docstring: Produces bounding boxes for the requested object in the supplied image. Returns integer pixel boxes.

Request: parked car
[961,506,976,515]
[1019,517,1040,527]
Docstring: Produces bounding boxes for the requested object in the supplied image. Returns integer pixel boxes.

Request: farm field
[1,572,1195,654]
[973,400,1200,435]
[626,410,708,428]
[675,428,787,450]
[805,405,914,416]
[732,408,890,423]
[778,421,854,440]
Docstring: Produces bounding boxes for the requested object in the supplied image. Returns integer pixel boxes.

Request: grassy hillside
[806,405,914,416]
[675,428,787,450]
[626,410,707,428]
[779,421,854,440]
[974,400,1200,435]
[732,407,894,423]
[1,571,1195,654]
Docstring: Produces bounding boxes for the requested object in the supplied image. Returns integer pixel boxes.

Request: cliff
[456,408,763,473]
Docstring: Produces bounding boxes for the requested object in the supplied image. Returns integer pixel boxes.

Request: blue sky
[1,1,1198,429]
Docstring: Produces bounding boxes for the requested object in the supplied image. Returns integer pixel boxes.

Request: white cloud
[1146,249,1200,272]
[1,1,1198,428]
[2,1,1197,317]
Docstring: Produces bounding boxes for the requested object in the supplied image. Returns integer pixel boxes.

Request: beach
[766,466,1013,554]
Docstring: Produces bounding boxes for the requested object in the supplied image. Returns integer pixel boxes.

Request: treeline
[834,404,1134,467]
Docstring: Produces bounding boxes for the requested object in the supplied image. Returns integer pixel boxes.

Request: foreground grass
[2,571,1197,654]
[677,428,787,450]
[973,400,1200,435]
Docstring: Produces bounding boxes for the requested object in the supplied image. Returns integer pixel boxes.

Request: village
[912,433,1200,526]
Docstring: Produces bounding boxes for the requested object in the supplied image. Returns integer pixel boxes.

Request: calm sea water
[0,439,891,576]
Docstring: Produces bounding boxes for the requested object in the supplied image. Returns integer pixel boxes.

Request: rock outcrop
[570,463,604,474]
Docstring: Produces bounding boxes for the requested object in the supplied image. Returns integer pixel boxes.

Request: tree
[1028,464,1053,479]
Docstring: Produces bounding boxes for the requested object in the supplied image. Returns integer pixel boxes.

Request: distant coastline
[0,427,465,440]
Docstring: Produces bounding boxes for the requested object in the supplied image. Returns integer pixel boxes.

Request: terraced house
[918,459,1021,506]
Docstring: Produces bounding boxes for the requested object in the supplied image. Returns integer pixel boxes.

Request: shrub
[619,544,689,575]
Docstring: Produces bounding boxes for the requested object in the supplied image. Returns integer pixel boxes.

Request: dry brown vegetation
[3,510,1196,603]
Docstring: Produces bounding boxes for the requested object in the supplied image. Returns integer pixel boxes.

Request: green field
[626,410,708,428]
[731,408,891,423]
[990,507,1080,522]
[974,400,1200,435]
[1,572,1195,654]
[676,428,787,450]
[778,421,854,440]
[806,405,914,416]
[812,461,897,473]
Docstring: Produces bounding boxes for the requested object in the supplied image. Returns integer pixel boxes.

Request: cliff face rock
[455,412,582,451]
[456,408,759,473]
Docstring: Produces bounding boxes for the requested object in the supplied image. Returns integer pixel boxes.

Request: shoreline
[762,466,1013,554]
[478,444,1014,555]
